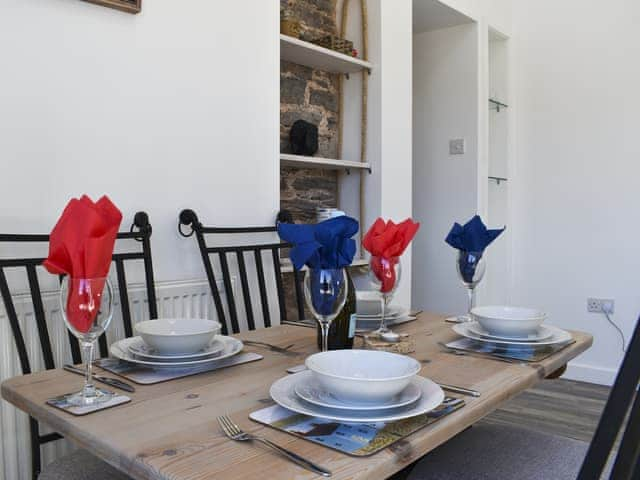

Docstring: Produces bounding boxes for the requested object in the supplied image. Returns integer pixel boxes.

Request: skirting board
[564,361,618,386]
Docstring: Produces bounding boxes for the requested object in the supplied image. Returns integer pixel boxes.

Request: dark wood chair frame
[0,211,158,479]
[577,314,640,479]
[178,209,305,335]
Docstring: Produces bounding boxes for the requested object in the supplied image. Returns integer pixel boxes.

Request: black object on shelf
[489,98,509,112]
[290,120,319,156]
[489,176,508,185]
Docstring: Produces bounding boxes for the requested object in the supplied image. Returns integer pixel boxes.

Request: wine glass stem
[467,287,475,314]
[379,296,388,332]
[320,322,330,352]
[81,341,95,397]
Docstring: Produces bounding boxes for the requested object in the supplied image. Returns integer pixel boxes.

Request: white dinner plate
[355,305,407,320]
[270,371,444,423]
[294,371,422,411]
[128,337,225,361]
[466,321,554,342]
[110,335,243,367]
[452,322,571,347]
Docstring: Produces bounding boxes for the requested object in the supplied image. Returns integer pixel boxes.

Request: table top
[1,313,592,480]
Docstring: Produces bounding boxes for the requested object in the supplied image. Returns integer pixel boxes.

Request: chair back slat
[194,230,227,335]
[178,209,304,334]
[141,231,159,320]
[68,330,82,365]
[0,268,31,374]
[25,264,55,370]
[292,268,305,321]
[235,250,255,331]
[271,247,287,323]
[114,258,133,338]
[579,315,640,480]
[253,249,271,328]
[218,251,240,333]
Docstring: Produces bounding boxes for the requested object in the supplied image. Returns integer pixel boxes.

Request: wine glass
[369,256,402,336]
[60,277,114,406]
[455,250,486,322]
[304,268,348,352]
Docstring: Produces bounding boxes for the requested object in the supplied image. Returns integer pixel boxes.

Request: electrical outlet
[587,298,615,313]
[449,138,465,155]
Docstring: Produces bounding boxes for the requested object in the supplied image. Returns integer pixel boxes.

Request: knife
[437,383,481,397]
[63,365,135,393]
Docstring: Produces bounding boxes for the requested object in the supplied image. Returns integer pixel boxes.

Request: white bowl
[134,318,221,355]
[471,306,546,337]
[305,350,421,404]
[356,291,381,316]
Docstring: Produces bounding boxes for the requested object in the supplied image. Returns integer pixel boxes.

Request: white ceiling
[413,0,474,34]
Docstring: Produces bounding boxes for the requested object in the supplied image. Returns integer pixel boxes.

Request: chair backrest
[0,211,158,374]
[578,315,640,480]
[178,209,305,335]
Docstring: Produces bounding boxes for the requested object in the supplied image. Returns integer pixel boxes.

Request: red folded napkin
[43,195,122,333]
[363,218,420,293]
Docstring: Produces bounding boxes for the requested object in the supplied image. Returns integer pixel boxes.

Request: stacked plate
[355,291,412,332]
[109,318,243,368]
[270,350,444,422]
[453,306,571,347]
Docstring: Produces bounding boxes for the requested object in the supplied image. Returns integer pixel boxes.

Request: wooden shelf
[280,154,371,172]
[280,34,373,74]
[280,258,369,273]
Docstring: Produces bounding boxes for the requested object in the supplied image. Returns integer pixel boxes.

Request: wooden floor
[481,378,610,442]
[392,378,611,479]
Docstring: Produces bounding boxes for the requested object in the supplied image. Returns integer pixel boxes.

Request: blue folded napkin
[277,216,359,270]
[445,216,505,283]
[445,215,505,253]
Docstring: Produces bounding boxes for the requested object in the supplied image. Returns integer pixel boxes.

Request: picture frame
[82,0,141,14]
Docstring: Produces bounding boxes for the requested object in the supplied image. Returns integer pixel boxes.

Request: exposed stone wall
[280,0,339,224]
[280,1,339,320]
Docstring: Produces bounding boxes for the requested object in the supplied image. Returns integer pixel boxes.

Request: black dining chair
[177,209,305,335]
[0,211,157,480]
[407,316,640,480]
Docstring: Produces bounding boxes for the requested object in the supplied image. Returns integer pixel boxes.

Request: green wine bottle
[317,269,357,350]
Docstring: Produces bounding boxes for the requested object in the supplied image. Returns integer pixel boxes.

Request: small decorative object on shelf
[280,9,301,38]
[315,35,356,57]
[290,120,319,156]
[299,32,357,57]
[81,0,141,14]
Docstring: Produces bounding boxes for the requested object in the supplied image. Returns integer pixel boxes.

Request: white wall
[511,0,640,384]
[412,23,480,315]
[339,0,414,308]
[0,0,280,286]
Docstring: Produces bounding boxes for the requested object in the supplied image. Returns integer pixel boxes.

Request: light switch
[449,138,465,155]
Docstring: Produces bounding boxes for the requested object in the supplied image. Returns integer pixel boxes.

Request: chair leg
[29,417,41,480]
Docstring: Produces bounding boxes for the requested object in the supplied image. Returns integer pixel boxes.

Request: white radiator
[0,278,225,480]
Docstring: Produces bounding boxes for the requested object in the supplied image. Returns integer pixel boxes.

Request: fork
[242,340,299,356]
[217,415,331,477]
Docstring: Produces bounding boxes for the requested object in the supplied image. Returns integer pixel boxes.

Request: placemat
[47,389,131,416]
[249,397,465,457]
[95,352,263,385]
[446,337,576,362]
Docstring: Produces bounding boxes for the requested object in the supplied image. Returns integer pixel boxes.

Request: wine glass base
[445,314,472,323]
[64,388,115,407]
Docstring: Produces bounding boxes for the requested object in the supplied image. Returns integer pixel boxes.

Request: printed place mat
[250,397,465,457]
[95,352,263,385]
[446,337,576,362]
[47,389,131,416]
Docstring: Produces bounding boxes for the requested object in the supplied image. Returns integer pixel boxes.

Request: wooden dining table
[1,312,592,480]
